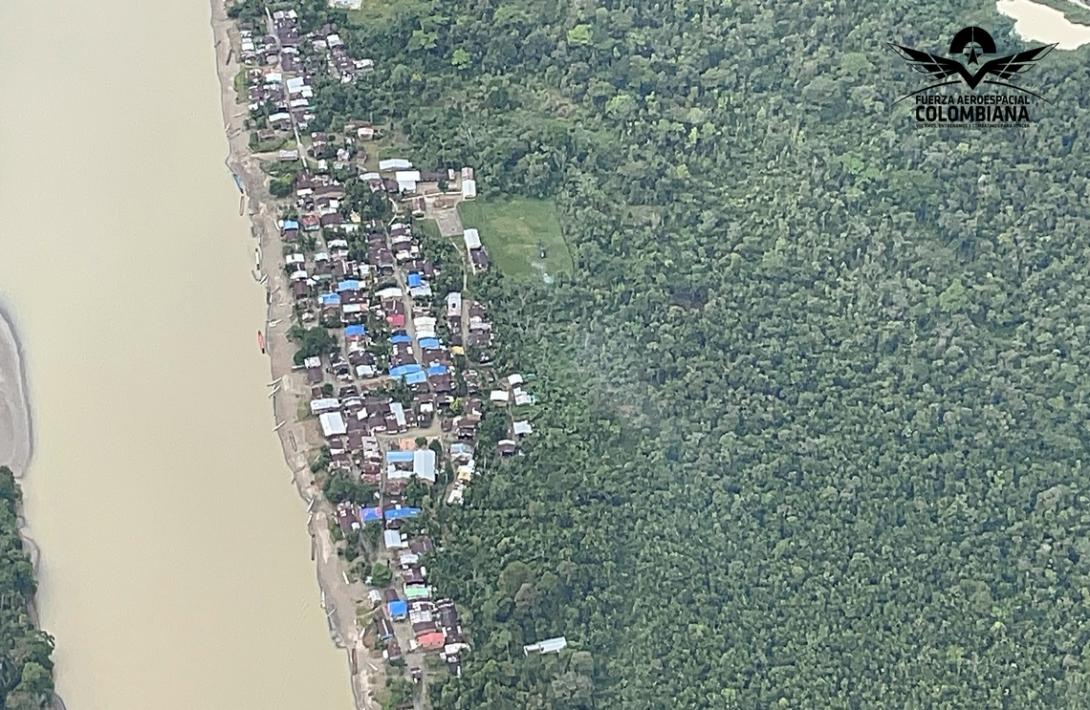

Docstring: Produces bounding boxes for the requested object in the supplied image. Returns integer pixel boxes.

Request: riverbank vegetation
[241,0,1090,706]
[0,467,54,708]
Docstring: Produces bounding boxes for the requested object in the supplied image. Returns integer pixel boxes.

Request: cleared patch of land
[348,0,429,27]
[416,218,442,240]
[457,198,571,278]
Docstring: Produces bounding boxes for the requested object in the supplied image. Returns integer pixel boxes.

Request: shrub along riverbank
[0,466,54,708]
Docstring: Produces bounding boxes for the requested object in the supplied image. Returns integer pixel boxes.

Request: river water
[998,0,1090,48]
[0,0,351,708]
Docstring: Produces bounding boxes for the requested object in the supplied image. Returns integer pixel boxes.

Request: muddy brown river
[0,0,351,707]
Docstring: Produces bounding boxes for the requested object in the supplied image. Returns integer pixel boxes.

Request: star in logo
[889,26,1053,101]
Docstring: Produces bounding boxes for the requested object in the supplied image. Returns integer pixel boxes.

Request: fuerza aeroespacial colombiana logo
[889,26,1054,128]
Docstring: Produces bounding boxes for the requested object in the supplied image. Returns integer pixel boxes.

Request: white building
[413,449,437,483]
[319,411,347,437]
[379,158,413,171]
[446,292,462,318]
[395,170,421,193]
[464,228,482,251]
[523,637,567,655]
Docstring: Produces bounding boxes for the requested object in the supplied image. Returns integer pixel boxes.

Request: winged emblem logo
[889,26,1054,102]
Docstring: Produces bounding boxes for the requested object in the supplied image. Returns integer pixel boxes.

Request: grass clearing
[417,218,442,241]
[355,128,410,171]
[457,198,571,279]
[348,0,430,26]
[233,69,248,104]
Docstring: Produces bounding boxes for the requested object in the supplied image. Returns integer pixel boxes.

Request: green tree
[371,563,393,587]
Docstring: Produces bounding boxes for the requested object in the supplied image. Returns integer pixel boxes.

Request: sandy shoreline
[0,305,38,595]
[0,304,33,482]
[0,305,67,710]
[207,2,380,708]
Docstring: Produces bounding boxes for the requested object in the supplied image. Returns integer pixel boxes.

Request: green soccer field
[457,197,572,279]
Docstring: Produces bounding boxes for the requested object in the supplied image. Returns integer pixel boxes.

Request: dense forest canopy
[252,0,1090,706]
[0,467,54,708]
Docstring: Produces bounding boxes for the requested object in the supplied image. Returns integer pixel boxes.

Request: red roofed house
[417,631,445,651]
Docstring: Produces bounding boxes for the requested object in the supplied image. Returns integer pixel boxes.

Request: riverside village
[225,3,564,707]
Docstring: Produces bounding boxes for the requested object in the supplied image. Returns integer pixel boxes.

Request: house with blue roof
[389,363,424,380]
[386,451,414,464]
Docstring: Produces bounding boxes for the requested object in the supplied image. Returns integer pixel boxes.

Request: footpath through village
[217,3,561,708]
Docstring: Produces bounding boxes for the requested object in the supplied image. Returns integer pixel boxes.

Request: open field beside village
[416,218,442,241]
[348,0,429,27]
[457,198,571,278]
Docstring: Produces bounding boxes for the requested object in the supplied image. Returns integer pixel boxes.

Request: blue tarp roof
[389,334,412,345]
[319,293,341,306]
[388,600,408,619]
[427,364,448,376]
[359,506,382,523]
[344,324,366,337]
[419,337,441,350]
[407,273,423,287]
[405,371,427,385]
[385,506,421,521]
[282,219,299,230]
[386,451,414,463]
[389,363,423,379]
[336,279,361,292]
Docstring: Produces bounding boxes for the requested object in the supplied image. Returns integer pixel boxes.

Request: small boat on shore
[257,330,266,353]
[233,174,244,193]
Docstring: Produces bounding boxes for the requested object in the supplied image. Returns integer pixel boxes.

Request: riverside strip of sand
[0,307,65,710]
[208,2,382,707]
[0,308,32,479]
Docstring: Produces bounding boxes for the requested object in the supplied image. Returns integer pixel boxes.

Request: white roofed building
[319,411,347,437]
[464,229,481,251]
[379,158,413,171]
[524,637,567,655]
[396,170,421,193]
